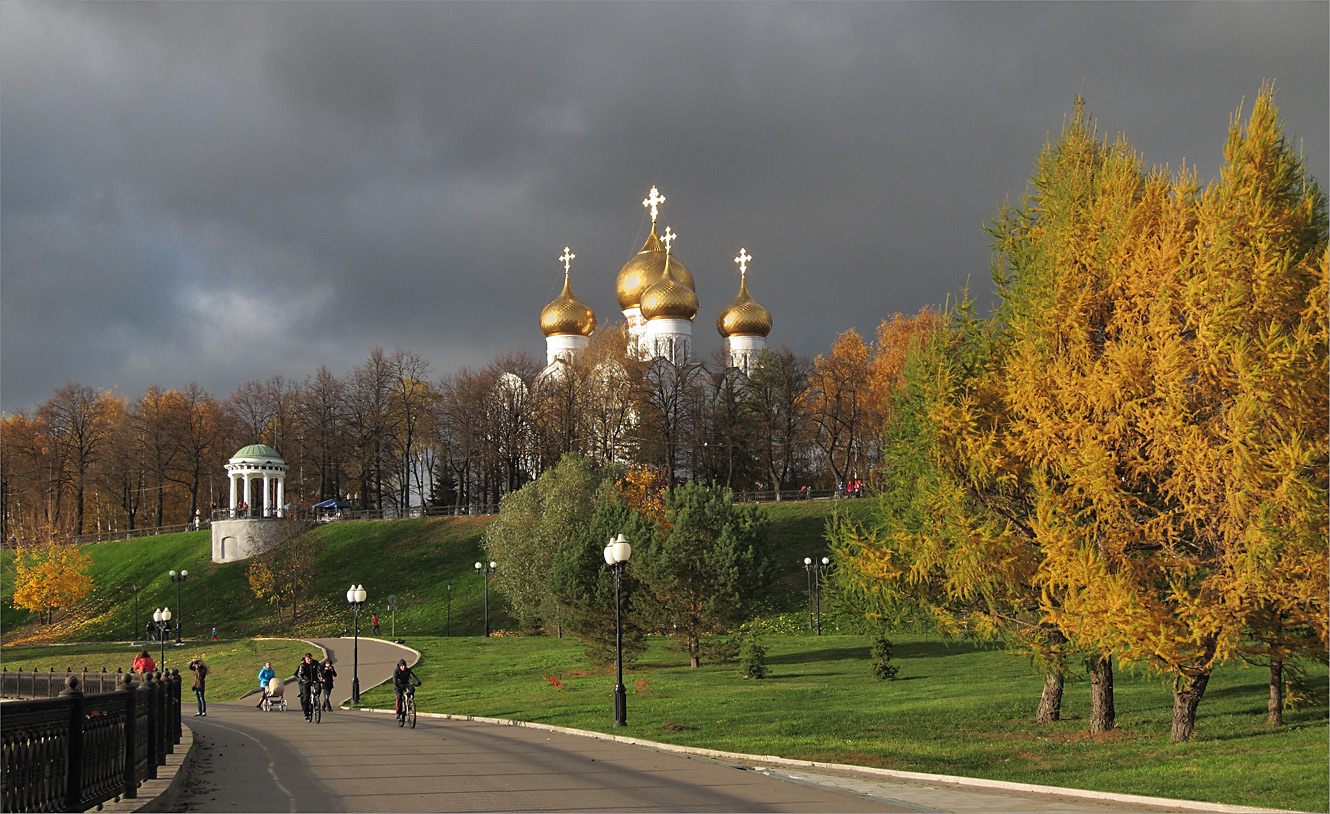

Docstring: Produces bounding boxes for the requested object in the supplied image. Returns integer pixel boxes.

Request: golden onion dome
[640,256,699,321]
[717,275,772,337]
[540,272,596,337]
[615,223,696,309]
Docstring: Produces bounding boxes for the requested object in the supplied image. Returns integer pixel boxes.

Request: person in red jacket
[133,649,156,674]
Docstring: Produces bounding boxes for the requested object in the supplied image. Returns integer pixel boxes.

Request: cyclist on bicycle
[294,653,324,720]
[392,658,422,720]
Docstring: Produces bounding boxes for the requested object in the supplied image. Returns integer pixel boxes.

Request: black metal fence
[0,669,183,813]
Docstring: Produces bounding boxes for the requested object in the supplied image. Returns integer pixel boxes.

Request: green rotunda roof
[233,444,283,460]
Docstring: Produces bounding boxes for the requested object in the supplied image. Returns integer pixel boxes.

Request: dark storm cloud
[2,1,1326,413]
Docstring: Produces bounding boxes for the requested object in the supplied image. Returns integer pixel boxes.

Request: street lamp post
[474,561,496,636]
[132,584,140,643]
[604,533,632,727]
[445,584,452,637]
[168,569,188,643]
[802,558,815,631]
[810,557,830,635]
[153,607,172,666]
[346,584,366,703]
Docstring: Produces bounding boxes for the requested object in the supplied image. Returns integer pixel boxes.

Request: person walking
[371,613,380,635]
[257,661,276,708]
[133,649,156,674]
[293,653,323,720]
[210,627,219,640]
[189,657,209,716]
[320,659,337,711]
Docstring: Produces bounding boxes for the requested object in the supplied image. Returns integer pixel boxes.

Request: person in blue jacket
[256,661,277,708]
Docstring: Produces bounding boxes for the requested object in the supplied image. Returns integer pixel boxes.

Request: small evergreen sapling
[740,633,769,679]
[870,634,899,680]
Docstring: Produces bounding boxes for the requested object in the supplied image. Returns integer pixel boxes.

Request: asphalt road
[180,637,905,812]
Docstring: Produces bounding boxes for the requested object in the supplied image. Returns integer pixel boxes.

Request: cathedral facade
[539,186,772,374]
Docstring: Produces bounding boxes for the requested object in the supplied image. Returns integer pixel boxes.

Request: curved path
[175,637,1193,814]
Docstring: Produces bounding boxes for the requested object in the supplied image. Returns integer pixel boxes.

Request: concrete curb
[349,707,1297,814]
[101,723,195,813]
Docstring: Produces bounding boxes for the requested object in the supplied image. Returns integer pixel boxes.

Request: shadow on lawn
[767,645,867,664]
[768,639,974,666]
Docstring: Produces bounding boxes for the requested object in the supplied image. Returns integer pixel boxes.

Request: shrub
[870,633,900,680]
[740,633,769,679]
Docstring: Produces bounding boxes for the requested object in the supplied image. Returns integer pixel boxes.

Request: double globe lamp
[346,584,367,702]
[152,606,172,665]
[603,534,632,727]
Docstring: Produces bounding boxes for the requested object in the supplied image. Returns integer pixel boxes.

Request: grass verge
[353,632,1327,812]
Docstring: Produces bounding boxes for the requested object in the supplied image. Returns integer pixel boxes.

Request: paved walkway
[170,637,1244,814]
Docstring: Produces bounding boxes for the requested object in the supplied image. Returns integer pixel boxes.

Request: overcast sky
[3,1,1326,414]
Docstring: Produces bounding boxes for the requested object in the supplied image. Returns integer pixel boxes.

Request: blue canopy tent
[312,498,352,510]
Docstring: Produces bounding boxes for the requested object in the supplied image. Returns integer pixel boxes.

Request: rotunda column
[276,476,285,518]
[263,473,272,517]
[243,473,253,517]
[229,473,238,518]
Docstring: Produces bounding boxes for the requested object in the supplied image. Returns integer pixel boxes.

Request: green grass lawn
[354,632,1328,813]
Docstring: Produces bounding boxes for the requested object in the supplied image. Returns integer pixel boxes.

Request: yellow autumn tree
[1000,86,1327,741]
[869,308,945,421]
[618,464,669,527]
[11,537,94,624]
[808,330,874,486]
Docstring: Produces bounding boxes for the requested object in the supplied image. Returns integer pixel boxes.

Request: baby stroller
[261,676,287,711]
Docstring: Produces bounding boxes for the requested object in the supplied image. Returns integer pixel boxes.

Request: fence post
[120,674,139,800]
[171,668,182,745]
[59,676,85,813]
[143,672,159,779]
[156,672,170,760]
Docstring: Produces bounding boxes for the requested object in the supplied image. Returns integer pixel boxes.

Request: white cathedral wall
[644,318,693,365]
[545,333,589,366]
[725,335,767,373]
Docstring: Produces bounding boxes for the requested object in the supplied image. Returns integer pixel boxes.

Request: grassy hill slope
[2,498,875,645]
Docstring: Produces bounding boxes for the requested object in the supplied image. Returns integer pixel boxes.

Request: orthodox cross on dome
[643,186,666,223]
[662,226,677,254]
[560,246,575,274]
[734,248,752,279]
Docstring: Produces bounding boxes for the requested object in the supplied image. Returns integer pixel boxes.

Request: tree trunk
[1170,670,1212,742]
[1267,658,1283,728]
[1035,627,1066,724]
[1089,653,1115,734]
[1035,670,1064,723]
[688,635,701,668]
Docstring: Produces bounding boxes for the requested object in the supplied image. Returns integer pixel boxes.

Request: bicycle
[300,683,321,723]
[397,687,416,729]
